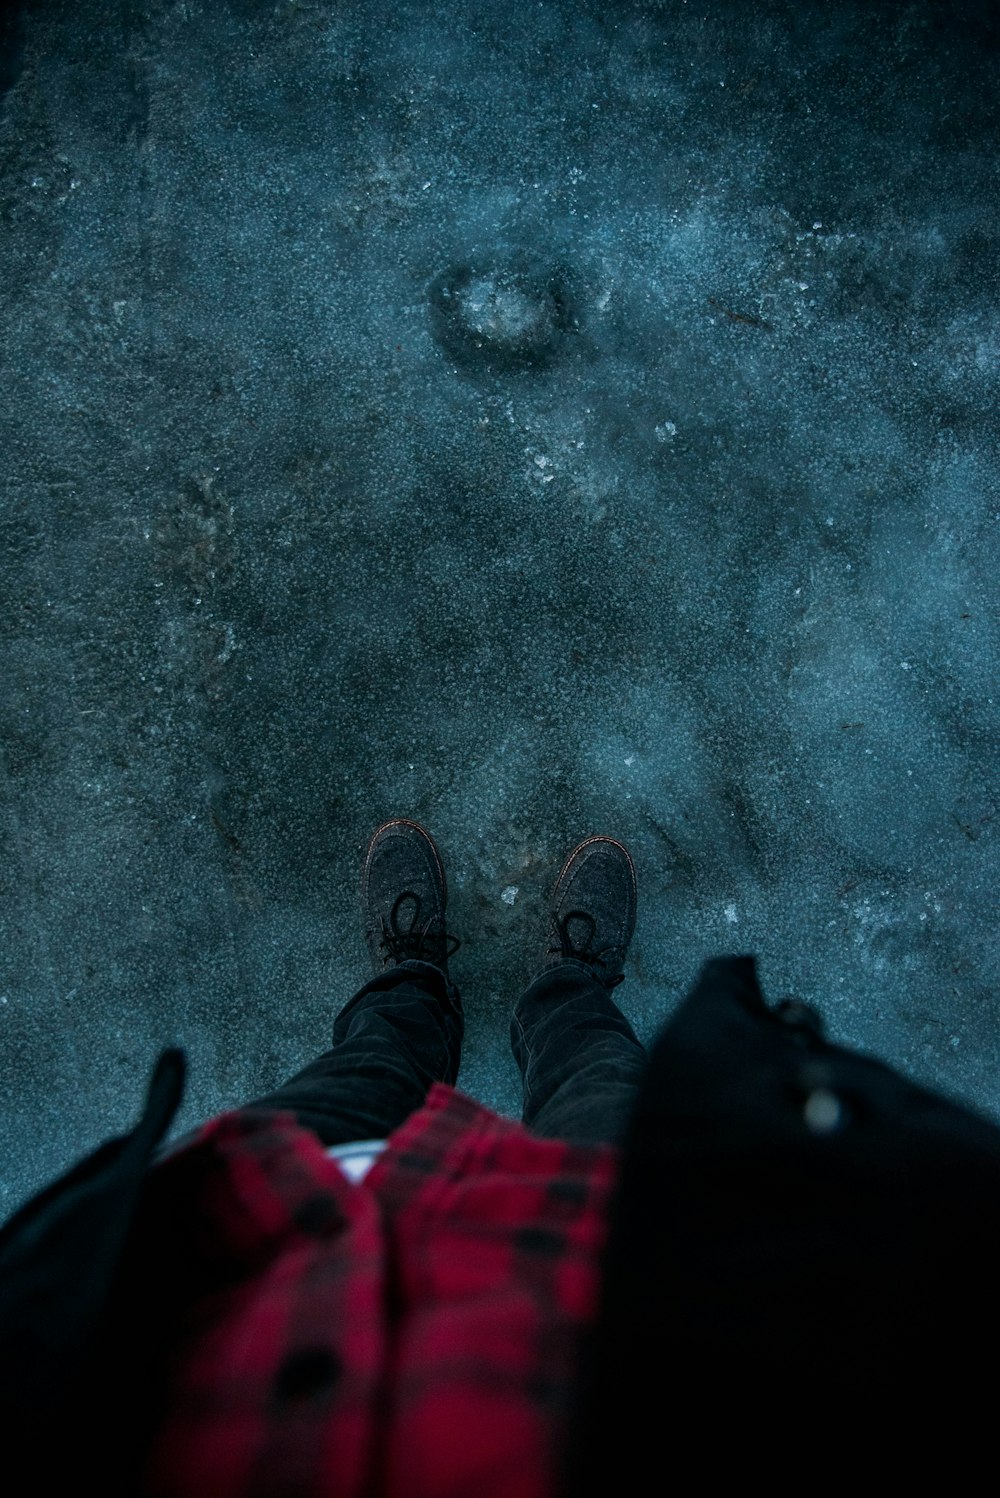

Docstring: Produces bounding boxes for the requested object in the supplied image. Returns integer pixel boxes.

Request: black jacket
[3,955,1000,1491]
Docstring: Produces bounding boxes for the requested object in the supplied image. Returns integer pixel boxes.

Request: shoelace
[378,891,462,965]
[548,910,625,990]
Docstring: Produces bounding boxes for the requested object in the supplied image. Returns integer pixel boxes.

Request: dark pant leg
[510,959,647,1147]
[233,958,463,1147]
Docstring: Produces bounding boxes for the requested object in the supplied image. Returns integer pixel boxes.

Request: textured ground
[1,0,998,1220]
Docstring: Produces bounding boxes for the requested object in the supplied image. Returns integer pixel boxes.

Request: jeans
[234,957,647,1149]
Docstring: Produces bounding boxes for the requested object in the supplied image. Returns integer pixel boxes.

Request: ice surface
[0,0,998,1217]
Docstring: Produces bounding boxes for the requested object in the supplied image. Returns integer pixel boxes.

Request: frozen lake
[1,0,997,1218]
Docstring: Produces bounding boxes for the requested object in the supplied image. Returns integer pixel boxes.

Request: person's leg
[209,959,462,1149]
[510,959,646,1146]
[237,958,463,1145]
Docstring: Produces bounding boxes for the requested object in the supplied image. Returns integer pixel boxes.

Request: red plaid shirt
[135,1083,619,1498]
